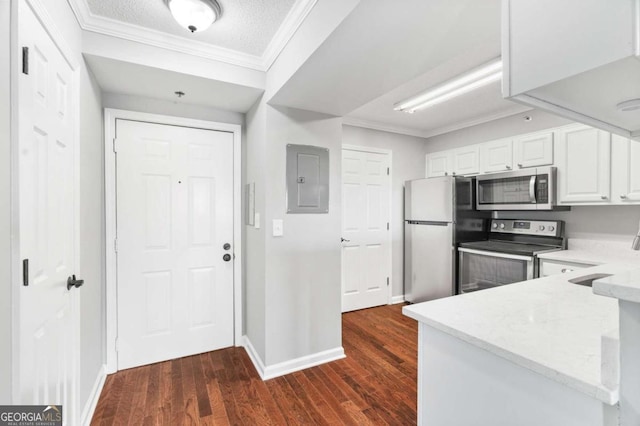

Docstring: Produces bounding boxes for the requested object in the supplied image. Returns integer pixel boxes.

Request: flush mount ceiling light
[394,58,503,114]
[616,99,640,112]
[165,0,222,33]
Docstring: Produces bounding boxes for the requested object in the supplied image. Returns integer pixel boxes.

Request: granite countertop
[402,263,640,405]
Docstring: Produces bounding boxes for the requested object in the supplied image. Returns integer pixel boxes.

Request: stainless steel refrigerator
[404,176,489,303]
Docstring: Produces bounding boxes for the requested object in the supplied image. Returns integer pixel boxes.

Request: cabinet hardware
[601,195,608,200]
[620,194,628,199]
[517,163,523,168]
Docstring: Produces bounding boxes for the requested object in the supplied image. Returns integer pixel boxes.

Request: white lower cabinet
[513,130,554,169]
[611,134,640,204]
[480,138,513,173]
[556,124,611,204]
[426,151,453,178]
[452,145,480,176]
[539,259,595,278]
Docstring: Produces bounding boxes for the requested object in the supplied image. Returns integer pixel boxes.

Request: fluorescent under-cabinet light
[394,58,503,113]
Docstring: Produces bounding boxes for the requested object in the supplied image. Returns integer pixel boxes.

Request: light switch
[254,213,260,229]
[272,219,284,237]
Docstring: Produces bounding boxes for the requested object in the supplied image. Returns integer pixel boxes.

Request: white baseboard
[391,295,406,304]
[81,364,107,426]
[242,335,345,381]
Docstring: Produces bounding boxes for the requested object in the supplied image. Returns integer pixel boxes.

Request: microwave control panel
[490,220,561,237]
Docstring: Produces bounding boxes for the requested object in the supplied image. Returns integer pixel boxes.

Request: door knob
[223,254,231,262]
[223,243,231,250]
[67,275,84,290]
[341,238,350,242]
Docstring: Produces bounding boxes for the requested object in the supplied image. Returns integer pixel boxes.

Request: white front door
[17,1,79,423]
[115,120,234,370]
[341,148,391,313]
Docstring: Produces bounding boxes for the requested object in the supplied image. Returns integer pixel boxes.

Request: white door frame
[10,0,81,404]
[104,109,243,373]
[342,144,393,305]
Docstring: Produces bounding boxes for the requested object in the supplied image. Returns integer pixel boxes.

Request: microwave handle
[529,175,537,203]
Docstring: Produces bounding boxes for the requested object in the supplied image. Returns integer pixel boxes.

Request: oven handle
[458,247,533,262]
[529,175,537,203]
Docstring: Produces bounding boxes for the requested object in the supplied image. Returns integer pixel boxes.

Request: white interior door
[17,1,79,423]
[115,120,234,370]
[341,148,391,313]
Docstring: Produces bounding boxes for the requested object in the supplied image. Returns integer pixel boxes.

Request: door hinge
[22,47,29,75]
[114,238,118,252]
[112,138,118,153]
[387,222,389,230]
[387,167,390,176]
[22,259,29,286]
[386,277,389,286]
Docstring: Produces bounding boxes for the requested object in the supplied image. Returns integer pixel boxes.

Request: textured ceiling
[85,0,297,56]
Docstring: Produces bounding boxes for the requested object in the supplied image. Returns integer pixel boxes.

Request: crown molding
[262,0,318,70]
[342,117,429,139]
[67,0,317,72]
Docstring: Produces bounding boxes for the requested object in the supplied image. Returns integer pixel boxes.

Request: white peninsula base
[416,323,617,426]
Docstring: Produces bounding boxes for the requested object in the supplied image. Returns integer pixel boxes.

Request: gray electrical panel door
[286,144,329,213]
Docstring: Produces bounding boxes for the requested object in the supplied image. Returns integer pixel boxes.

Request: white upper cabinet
[480,139,513,173]
[503,0,640,140]
[556,124,611,204]
[426,151,453,178]
[513,130,554,169]
[452,145,480,176]
[611,135,640,203]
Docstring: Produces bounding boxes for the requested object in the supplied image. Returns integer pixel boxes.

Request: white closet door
[116,119,234,370]
[341,148,391,313]
[17,2,79,424]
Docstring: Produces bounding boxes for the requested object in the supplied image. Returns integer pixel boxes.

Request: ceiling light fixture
[165,0,222,33]
[394,58,503,114]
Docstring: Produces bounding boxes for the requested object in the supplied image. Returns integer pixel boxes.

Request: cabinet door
[426,151,453,178]
[480,139,513,173]
[514,131,554,169]
[556,124,611,204]
[452,145,480,176]
[611,135,640,203]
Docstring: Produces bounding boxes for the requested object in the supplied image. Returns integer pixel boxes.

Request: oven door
[458,248,534,293]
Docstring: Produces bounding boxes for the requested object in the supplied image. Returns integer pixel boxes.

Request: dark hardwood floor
[91,304,417,425]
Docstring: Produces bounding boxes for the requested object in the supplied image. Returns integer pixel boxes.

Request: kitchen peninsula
[403,263,640,426]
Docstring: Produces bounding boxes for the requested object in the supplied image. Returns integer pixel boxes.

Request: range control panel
[490,220,561,237]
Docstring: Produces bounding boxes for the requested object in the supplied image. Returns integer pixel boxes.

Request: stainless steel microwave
[476,167,560,210]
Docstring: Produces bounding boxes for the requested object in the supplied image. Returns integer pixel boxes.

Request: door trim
[104,109,242,373]
[341,144,394,305]
[10,0,82,407]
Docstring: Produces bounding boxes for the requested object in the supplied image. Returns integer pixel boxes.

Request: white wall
[244,98,267,360]
[78,63,104,404]
[264,106,343,365]
[424,109,640,241]
[0,0,12,404]
[102,93,244,125]
[423,109,573,154]
[342,125,427,298]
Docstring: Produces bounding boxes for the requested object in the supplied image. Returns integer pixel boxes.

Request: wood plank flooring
[91,304,417,425]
